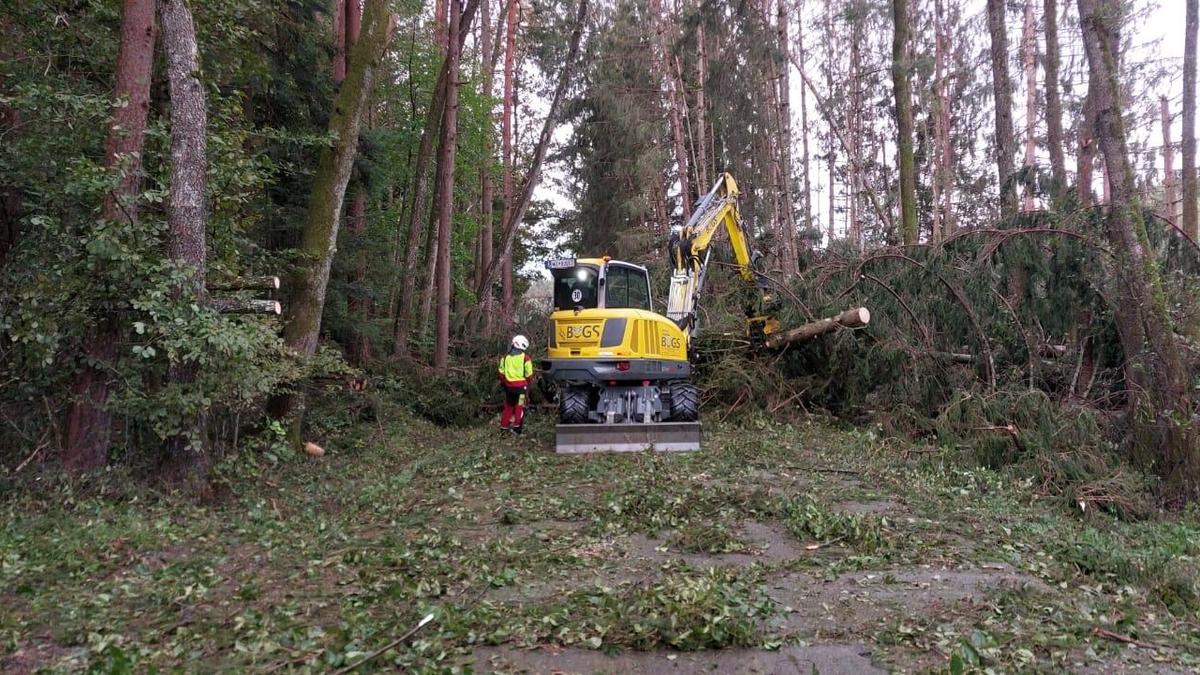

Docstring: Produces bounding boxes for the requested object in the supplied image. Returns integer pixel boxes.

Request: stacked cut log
[207,275,282,314]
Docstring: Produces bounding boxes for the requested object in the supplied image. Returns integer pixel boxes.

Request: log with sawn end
[212,298,281,315]
[765,307,871,349]
[206,275,281,291]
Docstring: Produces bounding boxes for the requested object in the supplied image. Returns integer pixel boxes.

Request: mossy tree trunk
[1078,0,1198,503]
[269,0,391,444]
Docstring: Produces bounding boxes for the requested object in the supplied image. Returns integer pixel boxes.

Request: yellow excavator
[543,173,779,452]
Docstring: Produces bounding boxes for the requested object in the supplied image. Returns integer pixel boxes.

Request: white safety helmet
[511,335,530,351]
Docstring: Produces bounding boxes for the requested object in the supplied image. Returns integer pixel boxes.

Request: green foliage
[551,568,776,650]
[777,494,885,551]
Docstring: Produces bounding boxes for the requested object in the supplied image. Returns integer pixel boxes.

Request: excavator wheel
[558,387,590,424]
[668,381,699,422]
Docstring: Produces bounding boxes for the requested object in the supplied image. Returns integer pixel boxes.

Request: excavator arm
[665,173,777,342]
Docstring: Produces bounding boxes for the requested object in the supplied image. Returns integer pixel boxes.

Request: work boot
[499,427,510,436]
[513,425,523,436]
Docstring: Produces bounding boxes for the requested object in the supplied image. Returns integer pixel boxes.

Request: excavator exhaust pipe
[555,422,701,453]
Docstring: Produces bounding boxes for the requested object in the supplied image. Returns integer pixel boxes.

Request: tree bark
[65,0,156,472]
[986,0,1019,218]
[159,0,209,482]
[776,0,798,263]
[478,0,495,319]
[795,8,812,241]
[695,23,710,191]
[934,0,956,242]
[1021,0,1037,212]
[1078,0,1198,502]
[765,307,870,349]
[268,0,390,444]
[499,0,518,320]
[475,0,589,300]
[1043,0,1068,190]
[1162,95,1180,229]
[1184,0,1198,239]
[892,0,918,245]
[432,0,462,373]
[1078,87,1097,206]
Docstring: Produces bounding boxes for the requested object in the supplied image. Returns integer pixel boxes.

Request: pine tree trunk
[892,0,918,245]
[1043,0,1068,189]
[268,0,390,444]
[796,7,812,241]
[695,23,709,190]
[475,0,588,300]
[986,0,1018,218]
[348,187,370,362]
[650,0,691,224]
[1078,87,1097,206]
[825,0,835,243]
[934,0,955,242]
[432,0,461,373]
[159,0,209,484]
[1183,0,1198,239]
[1162,95,1180,229]
[65,0,156,472]
[849,18,862,248]
[500,0,517,321]
[1078,0,1198,502]
[776,0,798,262]
[478,0,495,322]
[1021,0,1037,211]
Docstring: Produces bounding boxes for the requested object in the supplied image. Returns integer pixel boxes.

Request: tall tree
[474,0,589,299]
[795,6,812,239]
[1078,0,1197,501]
[432,0,462,373]
[391,0,479,352]
[477,0,496,320]
[1021,0,1037,211]
[1043,0,1068,189]
[892,0,917,245]
[159,0,209,480]
[269,0,391,443]
[64,0,156,472]
[776,0,799,262]
[500,0,517,320]
[986,0,1018,218]
[1183,0,1198,239]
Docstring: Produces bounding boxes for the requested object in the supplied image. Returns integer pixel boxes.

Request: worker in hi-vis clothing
[498,335,534,434]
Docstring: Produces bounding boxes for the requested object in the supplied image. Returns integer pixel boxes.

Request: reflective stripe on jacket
[498,352,533,386]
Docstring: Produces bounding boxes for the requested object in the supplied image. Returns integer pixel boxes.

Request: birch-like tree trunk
[159,0,209,482]
[65,0,156,472]
[1078,0,1197,502]
[986,0,1018,218]
[268,0,390,444]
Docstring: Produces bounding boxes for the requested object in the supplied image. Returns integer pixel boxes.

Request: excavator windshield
[551,264,600,310]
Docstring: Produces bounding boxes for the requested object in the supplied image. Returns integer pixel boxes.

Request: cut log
[212,298,282,315]
[766,307,870,349]
[207,275,280,291]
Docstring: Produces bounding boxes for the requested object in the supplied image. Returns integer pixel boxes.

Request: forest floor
[3,404,1200,674]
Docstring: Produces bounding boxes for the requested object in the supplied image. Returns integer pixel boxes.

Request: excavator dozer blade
[555,422,701,454]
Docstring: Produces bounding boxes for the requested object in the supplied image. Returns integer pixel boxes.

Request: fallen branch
[333,613,435,675]
[1091,626,1161,650]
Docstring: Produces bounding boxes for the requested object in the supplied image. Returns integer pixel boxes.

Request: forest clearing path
[2,405,1198,673]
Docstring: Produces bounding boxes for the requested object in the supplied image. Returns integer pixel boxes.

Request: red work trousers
[500,385,526,429]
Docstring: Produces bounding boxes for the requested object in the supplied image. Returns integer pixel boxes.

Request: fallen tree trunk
[766,307,870,349]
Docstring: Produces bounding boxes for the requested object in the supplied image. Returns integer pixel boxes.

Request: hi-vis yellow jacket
[498,351,533,387]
